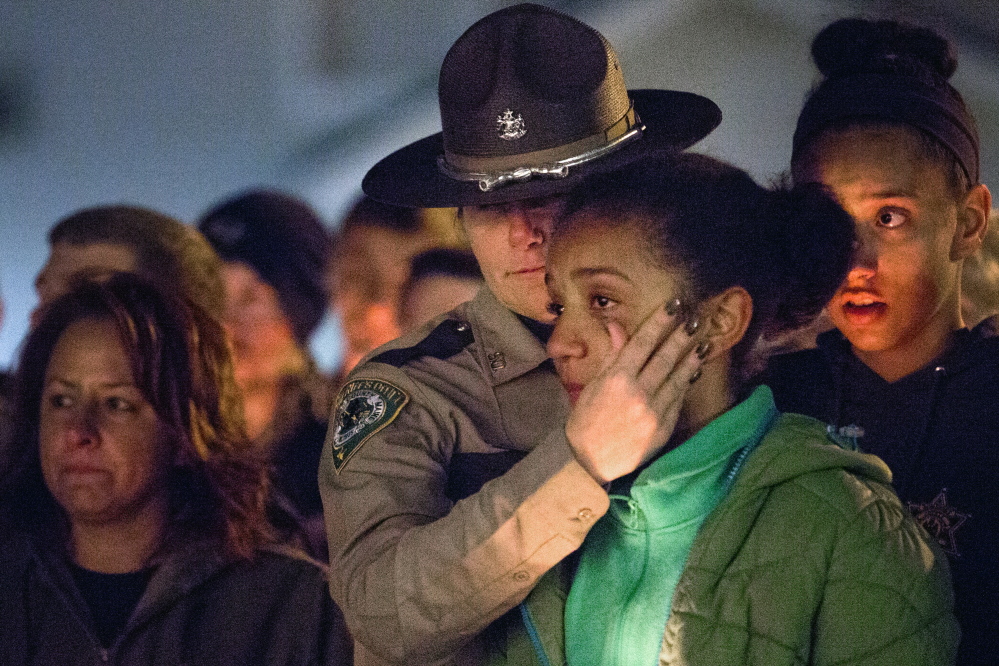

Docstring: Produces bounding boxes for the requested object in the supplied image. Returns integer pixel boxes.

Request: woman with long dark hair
[0,274,351,665]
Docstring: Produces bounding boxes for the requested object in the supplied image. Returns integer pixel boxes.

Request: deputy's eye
[547,302,564,317]
[876,209,908,228]
[47,393,73,409]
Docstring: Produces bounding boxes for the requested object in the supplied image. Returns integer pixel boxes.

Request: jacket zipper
[519,601,553,666]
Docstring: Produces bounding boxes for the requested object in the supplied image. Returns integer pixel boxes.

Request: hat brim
[362,90,722,208]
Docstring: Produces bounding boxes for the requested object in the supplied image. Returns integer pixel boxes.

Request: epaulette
[371,319,475,368]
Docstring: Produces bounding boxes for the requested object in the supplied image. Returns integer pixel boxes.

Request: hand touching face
[546,216,704,484]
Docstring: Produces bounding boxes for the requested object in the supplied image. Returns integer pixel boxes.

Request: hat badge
[496,109,526,141]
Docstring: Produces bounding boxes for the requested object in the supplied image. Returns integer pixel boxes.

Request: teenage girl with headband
[765,19,995,663]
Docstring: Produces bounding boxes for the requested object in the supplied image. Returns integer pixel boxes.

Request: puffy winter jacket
[765,320,999,665]
[490,411,958,665]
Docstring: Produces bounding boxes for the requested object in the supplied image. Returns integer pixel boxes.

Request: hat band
[438,106,643,192]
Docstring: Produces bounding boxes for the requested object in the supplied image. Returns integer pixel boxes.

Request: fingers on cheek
[685,345,705,383]
[606,320,627,350]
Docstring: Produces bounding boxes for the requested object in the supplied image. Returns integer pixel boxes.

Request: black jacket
[764,318,999,666]
[0,533,352,666]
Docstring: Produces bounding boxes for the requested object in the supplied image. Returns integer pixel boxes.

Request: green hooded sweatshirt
[565,386,775,665]
[495,391,958,666]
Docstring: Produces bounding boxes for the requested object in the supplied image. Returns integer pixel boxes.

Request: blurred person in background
[198,189,334,554]
[764,18,996,663]
[0,275,351,665]
[33,205,225,328]
[10,205,226,512]
[398,247,483,333]
[329,196,462,385]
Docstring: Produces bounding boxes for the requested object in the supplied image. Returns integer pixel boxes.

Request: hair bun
[812,18,956,80]
[756,182,854,334]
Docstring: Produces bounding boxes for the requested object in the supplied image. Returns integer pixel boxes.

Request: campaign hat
[362,3,721,208]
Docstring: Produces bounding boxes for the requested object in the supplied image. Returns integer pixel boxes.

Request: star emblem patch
[908,489,969,556]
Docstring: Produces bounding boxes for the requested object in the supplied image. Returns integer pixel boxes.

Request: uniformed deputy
[320,5,721,664]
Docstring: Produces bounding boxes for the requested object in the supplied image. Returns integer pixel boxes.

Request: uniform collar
[465,288,553,386]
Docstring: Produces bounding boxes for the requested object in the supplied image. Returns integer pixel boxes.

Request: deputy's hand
[565,300,704,485]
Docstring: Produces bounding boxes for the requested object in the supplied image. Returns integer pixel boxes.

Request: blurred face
[797,127,966,372]
[332,226,431,360]
[40,318,172,528]
[400,275,483,333]
[461,196,564,322]
[546,215,682,404]
[33,242,138,328]
[220,262,298,388]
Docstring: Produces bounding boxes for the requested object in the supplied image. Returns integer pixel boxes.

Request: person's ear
[700,286,753,359]
[951,183,992,261]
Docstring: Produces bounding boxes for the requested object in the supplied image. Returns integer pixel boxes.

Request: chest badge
[497,109,526,141]
[487,351,506,371]
[327,379,409,473]
[908,489,969,557]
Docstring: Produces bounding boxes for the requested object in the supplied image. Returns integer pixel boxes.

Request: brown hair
[49,205,226,320]
[0,274,272,559]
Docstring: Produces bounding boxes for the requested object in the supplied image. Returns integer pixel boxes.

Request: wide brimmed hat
[363,3,722,208]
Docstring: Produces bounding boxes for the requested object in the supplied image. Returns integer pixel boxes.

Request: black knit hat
[362,3,721,208]
[198,190,333,344]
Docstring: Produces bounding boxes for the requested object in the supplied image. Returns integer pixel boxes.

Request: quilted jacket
[490,411,958,665]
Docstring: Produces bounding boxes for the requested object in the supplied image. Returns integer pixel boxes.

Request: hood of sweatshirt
[815,315,999,382]
[734,411,892,494]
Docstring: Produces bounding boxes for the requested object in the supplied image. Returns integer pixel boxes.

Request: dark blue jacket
[0,533,352,666]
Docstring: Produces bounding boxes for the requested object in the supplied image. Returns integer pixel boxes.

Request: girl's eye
[48,393,73,409]
[591,295,614,309]
[876,209,908,228]
[106,396,135,412]
[547,302,564,317]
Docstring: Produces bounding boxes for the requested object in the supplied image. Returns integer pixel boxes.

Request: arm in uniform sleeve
[320,364,609,664]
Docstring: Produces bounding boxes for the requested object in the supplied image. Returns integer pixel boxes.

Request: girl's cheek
[603,319,629,352]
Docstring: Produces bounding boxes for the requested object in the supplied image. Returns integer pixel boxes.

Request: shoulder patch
[326,379,409,473]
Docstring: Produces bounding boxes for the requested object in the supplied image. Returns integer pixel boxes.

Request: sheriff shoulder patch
[327,378,409,473]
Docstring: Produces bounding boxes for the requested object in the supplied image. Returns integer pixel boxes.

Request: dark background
[1,0,996,368]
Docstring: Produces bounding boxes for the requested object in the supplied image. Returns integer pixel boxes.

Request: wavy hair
[0,274,271,559]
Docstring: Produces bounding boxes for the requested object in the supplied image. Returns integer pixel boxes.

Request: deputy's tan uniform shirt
[320,289,609,665]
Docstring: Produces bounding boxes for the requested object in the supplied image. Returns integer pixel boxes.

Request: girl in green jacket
[533,152,958,665]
